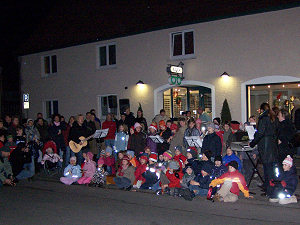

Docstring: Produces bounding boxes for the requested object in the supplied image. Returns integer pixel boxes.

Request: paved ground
[1,173,299,225]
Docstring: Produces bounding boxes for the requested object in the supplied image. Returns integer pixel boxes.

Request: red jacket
[101,156,116,175]
[173,154,187,171]
[210,170,249,197]
[102,121,116,140]
[134,163,147,183]
[166,170,183,188]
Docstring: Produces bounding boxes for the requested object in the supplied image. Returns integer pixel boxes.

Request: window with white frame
[97,43,116,68]
[170,30,195,59]
[99,95,118,118]
[42,55,57,76]
[43,100,59,119]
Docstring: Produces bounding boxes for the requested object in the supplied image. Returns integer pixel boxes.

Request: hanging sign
[166,63,184,86]
[168,76,182,85]
[23,93,29,109]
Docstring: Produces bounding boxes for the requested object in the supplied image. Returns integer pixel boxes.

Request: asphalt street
[1,175,299,225]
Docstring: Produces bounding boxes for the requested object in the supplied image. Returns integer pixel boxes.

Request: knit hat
[163,151,173,160]
[203,150,212,160]
[282,155,293,167]
[187,148,198,158]
[206,122,215,129]
[174,145,183,153]
[230,121,240,131]
[159,120,166,127]
[98,157,104,165]
[86,152,94,160]
[170,123,178,131]
[196,118,202,124]
[105,146,113,155]
[214,155,222,162]
[148,123,158,131]
[27,118,33,124]
[201,163,212,174]
[70,156,77,162]
[127,150,135,158]
[168,160,180,170]
[228,160,239,170]
[140,155,148,162]
[134,122,142,129]
[149,153,158,162]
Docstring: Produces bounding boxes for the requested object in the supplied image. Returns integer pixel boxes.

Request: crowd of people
[0,103,299,205]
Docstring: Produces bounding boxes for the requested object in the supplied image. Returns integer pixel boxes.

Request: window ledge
[41,72,58,78]
[170,54,196,61]
[96,64,117,70]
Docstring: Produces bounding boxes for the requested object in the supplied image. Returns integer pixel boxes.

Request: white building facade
[20,7,300,123]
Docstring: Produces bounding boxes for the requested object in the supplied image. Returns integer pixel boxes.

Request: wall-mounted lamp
[136,80,145,85]
[220,72,230,78]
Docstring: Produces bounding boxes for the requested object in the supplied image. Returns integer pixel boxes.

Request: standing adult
[127,122,147,156]
[156,120,172,155]
[69,114,88,165]
[34,112,48,127]
[152,109,170,126]
[64,116,76,165]
[3,115,12,129]
[135,109,148,132]
[197,107,211,123]
[277,109,296,163]
[102,113,117,149]
[201,122,222,159]
[250,103,277,196]
[36,118,49,143]
[84,112,97,157]
[169,117,187,155]
[8,116,21,138]
[183,118,201,149]
[124,107,135,130]
[90,109,101,125]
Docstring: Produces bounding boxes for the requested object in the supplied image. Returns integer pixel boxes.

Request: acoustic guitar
[69,134,94,153]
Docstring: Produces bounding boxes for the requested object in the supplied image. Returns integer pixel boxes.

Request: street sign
[23,93,29,109]
[170,66,183,74]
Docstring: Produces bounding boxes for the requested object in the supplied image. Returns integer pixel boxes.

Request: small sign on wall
[23,93,29,109]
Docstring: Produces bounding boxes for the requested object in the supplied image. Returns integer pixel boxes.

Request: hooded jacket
[63,164,82,179]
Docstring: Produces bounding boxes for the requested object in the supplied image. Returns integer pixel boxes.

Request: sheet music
[185,136,202,148]
[245,126,255,140]
[149,135,164,143]
[93,129,109,138]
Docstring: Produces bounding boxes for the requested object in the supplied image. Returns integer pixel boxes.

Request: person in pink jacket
[77,152,96,185]
[98,146,116,175]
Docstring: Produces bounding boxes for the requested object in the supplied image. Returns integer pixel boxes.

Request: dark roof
[19,0,300,55]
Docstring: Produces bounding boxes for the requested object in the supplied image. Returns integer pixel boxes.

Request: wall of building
[20,7,300,122]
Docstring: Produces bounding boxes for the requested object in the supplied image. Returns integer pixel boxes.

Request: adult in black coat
[127,123,147,156]
[134,109,148,132]
[48,114,66,152]
[201,122,222,158]
[250,103,277,195]
[9,142,34,180]
[124,107,135,130]
[157,121,172,155]
[277,109,296,163]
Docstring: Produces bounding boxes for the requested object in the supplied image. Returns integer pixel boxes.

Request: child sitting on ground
[210,161,252,202]
[14,126,26,145]
[133,154,148,189]
[199,150,214,171]
[60,156,82,185]
[211,155,227,178]
[115,150,125,170]
[41,147,63,170]
[162,150,173,172]
[5,135,17,153]
[269,155,298,205]
[99,146,115,175]
[77,152,96,185]
[127,150,139,167]
[173,146,187,171]
[222,146,242,171]
[140,153,160,190]
[180,165,195,189]
[90,157,108,187]
[114,155,136,190]
[164,160,183,196]
[185,148,201,175]
[189,163,213,197]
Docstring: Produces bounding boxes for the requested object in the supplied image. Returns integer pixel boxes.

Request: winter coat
[48,122,66,149]
[14,135,26,145]
[134,163,147,183]
[102,120,117,140]
[166,170,183,188]
[41,153,62,164]
[184,127,201,148]
[81,160,96,178]
[277,119,296,162]
[173,154,187,171]
[169,125,187,155]
[0,155,13,183]
[124,112,136,129]
[9,148,32,176]
[100,156,116,175]
[223,154,242,171]
[250,110,278,164]
[198,160,214,174]
[157,128,172,155]
[36,124,49,143]
[63,164,82,179]
[193,174,212,189]
[147,132,158,153]
[202,132,222,157]
[127,132,147,156]
[25,125,40,143]
[68,122,88,144]
[185,158,202,176]
[210,170,249,197]
[181,171,195,189]
[117,165,136,185]
[84,120,96,137]
[114,131,129,151]
[278,166,298,195]
[211,164,227,178]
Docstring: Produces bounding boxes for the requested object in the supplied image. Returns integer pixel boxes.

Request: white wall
[20,7,300,122]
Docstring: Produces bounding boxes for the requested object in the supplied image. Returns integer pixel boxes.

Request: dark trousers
[263,163,274,195]
[114,177,131,189]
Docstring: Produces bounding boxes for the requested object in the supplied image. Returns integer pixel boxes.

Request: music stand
[185,136,202,148]
[93,128,109,139]
[149,135,164,144]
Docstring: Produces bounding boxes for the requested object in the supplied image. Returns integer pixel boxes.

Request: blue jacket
[193,174,212,189]
[63,164,82,179]
[222,154,242,171]
[279,166,298,195]
[211,164,227,178]
[114,131,128,151]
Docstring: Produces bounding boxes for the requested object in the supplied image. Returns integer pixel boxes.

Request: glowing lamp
[136,80,145,85]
